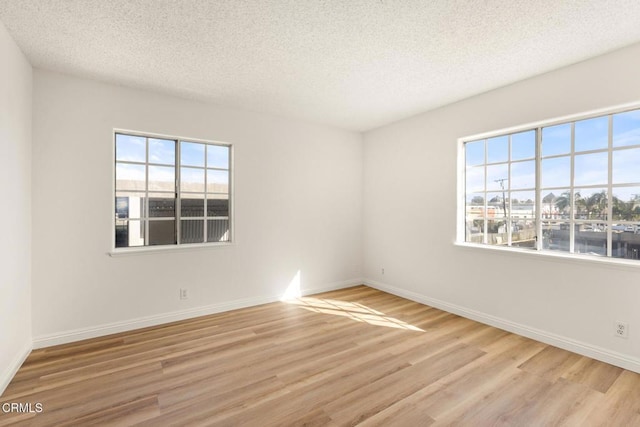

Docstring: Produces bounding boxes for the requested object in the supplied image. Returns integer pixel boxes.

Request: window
[462,105,640,261]
[114,132,231,249]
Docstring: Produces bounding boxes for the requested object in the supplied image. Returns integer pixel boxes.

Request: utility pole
[495,178,508,218]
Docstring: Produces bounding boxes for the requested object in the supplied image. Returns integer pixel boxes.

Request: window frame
[111,129,234,255]
[457,101,640,266]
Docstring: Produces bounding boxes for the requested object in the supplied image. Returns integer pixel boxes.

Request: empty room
[2,1,640,425]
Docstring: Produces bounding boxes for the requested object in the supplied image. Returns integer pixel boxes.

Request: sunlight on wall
[281,270,302,300]
[285,297,423,331]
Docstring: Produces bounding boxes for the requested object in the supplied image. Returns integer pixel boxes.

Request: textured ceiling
[2,1,640,131]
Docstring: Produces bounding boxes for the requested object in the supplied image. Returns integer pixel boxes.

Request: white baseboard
[364,278,640,374]
[33,278,362,349]
[0,341,32,397]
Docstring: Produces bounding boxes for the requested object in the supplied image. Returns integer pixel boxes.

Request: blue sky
[115,135,230,191]
[542,124,570,156]
[115,134,146,162]
[466,108,640,194]
[613,109,640,146]
[150,138,175,164]
[181,141,229,169]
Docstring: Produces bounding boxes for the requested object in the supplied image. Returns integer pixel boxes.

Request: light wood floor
[2,285,639,426]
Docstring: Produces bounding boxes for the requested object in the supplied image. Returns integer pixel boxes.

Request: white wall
[0,22,32,394]
[363,43,640,371]
[32,70,363,345]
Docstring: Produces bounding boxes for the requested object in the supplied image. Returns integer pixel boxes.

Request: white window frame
[457,101,640,266]
[110,129,234,256]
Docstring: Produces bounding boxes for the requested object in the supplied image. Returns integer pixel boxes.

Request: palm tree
[586,191,607,220]
[612,194,639,221]
[554,192,568,211]
[554,191,576,219]
[574,191,589,219]
[543,192,557,219]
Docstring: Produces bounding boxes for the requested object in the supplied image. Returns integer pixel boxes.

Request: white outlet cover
[615,321,628,338]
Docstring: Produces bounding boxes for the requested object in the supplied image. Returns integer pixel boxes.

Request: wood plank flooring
[1,285,639,426]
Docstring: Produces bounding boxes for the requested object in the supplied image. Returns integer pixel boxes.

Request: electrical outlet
[180,288,189,300]
[615,321,628,339]
[381,267,385,275]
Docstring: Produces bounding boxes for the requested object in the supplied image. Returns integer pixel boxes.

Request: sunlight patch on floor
[285,297,423,332]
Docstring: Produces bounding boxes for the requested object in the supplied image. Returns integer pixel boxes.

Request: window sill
[108,241,234,257]
[454,241,640,271]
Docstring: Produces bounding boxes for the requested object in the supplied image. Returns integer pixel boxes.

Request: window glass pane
[542,124,571,157]
[115,219,127,247]
[466,193,485,208]
[181,167,205,193]
[116,134,146,162]
[487,218,508,246]
[465,166,484,193]
[465,193,485,243]
[207,196,229,217]
[116,194,147,219]
[181,142,205,167]
[149,220,175,245]
[542,221,570,252]
[509,191,535,221]
[612,187,640,222]
[487,192,507,219]
[612,148,640,184]
[149,138,175,165]
[613,242,640,260]
[574,189,607,220]
[541,156,570,188]
[611,204,640,257]
[575,116,608,152]
[207,219,230,242]
[465,140,484,166]
[486,164,508,191]
[511,218,536,249]
[207,170,230,193]
[148,166,175,191]
[510,189,536,248]
[116,163,146,191]
[575,225,607,257]
[181,220,204,244]
[181,195,205,217]
[510,160,535,190]
[511,130,535,160]
[115,219,145,248]
[207,145,229,169]
[115,193,145,219]
[115,196,129,219]
[487,135,508,164]
[574,152,608,186]
[542,190,569,220]
[148,193,175,218]
[466,193,485,212]
[465,221,484,243]
[613,109,640,147]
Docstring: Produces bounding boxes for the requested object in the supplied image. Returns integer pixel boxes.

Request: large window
[462,106,640,261]
[114,132,232,249]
